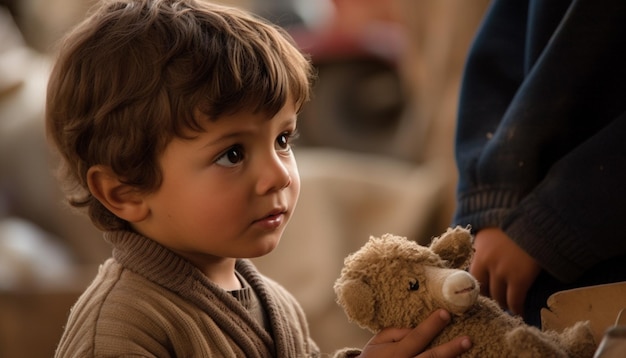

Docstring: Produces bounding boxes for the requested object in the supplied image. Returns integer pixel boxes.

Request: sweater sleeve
[504,113,626,282]
[453,0,626,282]
[332,348,362,358]
[453,0,529,230]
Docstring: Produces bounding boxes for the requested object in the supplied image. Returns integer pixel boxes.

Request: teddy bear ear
[334,278,377,332]
[429,225,474,269]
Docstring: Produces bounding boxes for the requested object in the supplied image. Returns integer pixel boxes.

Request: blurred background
[0,0,490,356]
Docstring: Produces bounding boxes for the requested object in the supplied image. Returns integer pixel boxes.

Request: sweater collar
[103,230,276,357]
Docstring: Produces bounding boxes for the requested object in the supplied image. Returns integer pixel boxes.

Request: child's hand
[469,227,541,316]
[357,309,472,357]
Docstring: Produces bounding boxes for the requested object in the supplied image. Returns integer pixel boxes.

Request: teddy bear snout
[441,270,479,315]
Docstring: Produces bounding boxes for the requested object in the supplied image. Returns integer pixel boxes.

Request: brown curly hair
[45,0,314,231]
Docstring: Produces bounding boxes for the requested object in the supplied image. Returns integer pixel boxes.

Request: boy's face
[132,101,300,270]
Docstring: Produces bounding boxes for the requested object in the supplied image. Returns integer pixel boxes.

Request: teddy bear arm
[505,325,572,358]
[554,320,597,358]
[507,320,596,358]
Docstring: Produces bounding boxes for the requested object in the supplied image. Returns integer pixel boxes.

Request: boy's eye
[277,134,288,149]
[276,130,298,151]
[215,145,244,167]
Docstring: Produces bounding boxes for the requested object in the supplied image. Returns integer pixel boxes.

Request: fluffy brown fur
[334,226,597,357]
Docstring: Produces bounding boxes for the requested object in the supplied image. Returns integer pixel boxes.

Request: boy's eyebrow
[199,131,245,149]
[198,115,298,149]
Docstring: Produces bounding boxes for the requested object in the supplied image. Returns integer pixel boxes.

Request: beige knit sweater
[54,230,339,357]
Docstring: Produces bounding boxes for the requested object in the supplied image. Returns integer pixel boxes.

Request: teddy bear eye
[409,280,420,291]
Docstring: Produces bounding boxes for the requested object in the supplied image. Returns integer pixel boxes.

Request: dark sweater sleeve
[453,0,626,282]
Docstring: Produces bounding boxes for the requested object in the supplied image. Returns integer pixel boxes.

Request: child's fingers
[396,309,452,355]
[369,327,413,345]
[362,310,472,358]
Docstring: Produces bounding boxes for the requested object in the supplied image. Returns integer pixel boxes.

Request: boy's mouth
[253,207,287,229]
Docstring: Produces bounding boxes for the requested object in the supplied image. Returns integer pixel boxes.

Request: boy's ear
[87,165,149,223]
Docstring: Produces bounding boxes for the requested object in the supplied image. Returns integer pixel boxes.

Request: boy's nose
[255,153,292,194]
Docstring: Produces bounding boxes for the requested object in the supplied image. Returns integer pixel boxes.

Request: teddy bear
[334,226,597,357]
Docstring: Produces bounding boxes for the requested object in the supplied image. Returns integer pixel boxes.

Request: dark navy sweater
[453,0,626,320]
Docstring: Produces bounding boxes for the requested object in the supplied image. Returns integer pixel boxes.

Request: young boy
[46,0,471,356]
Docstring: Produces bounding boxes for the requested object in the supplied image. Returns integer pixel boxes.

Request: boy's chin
[244,238,282,258]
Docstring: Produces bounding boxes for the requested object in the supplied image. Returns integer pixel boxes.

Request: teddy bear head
[334,226,478,332]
